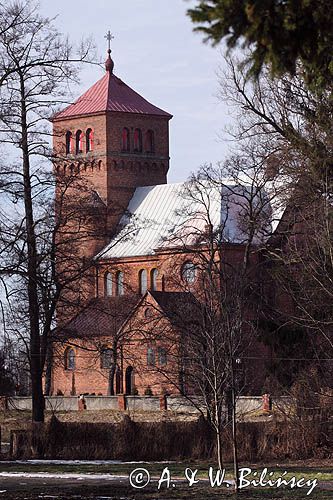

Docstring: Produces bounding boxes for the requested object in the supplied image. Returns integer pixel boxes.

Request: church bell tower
[53,32,172,257]
[52,33,172,316]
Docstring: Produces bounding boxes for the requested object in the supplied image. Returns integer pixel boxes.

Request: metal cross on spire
[105,30,114,53]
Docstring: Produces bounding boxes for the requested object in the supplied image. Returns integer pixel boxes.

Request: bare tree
[0,0,95,423]
[220,54,333,384]
[128,161,275,488]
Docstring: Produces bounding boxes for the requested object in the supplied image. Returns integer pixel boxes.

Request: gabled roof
[97,181,272,260]
[149,291,200,330]
[55,296,140,340]
[53,70,172,121]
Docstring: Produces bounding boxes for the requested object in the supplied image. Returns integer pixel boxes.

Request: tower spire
[104,30,115,73]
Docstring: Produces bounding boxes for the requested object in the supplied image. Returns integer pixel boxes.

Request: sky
[40,0,233,183]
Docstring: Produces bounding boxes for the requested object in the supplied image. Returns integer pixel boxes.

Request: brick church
[50,45,272,397]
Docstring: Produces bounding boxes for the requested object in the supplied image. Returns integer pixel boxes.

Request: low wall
[126,396,161,412]
[5,395,292,414]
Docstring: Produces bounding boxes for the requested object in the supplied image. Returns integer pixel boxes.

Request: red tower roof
[53,69,172,121]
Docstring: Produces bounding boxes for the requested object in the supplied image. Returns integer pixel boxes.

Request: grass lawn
[0,460,332,480]
[1,483,332,499]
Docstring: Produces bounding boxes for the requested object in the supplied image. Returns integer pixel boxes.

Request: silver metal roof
[97,181,271,260]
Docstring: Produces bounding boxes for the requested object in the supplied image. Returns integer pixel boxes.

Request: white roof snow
[97,181,272,260]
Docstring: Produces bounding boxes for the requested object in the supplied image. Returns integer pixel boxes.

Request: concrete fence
[2,394,292,414]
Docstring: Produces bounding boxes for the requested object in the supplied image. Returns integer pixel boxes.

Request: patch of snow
[0,472,128,481]
[2,459,173,465]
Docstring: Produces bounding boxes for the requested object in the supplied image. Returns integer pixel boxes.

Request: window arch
[122,127,130,151]
[181,261,196,284]
[150,268,158,291]
[104,272,113,297]
[133,128,142,152]
[116,271,124,296]
[158,347,167,366]
[101,347,113,369]
[75,130,83,154]
[145,130,154,153]
[86,128,94,152]
[139,269,147,295]
[147,347,155,366]
[65,131,72,154]
[64,348,75,370]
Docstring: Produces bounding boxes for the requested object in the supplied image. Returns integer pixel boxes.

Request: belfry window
[65,131,72,155]
[116,271,124,296]
[75,130,83,154]
[86,128,94,152]
[104,272,113,297]
[145,130,154,153]
[147,347,155,366]
[122,127,130,151]
[133,128,142,152]
[139,269,147,295]
[65,348,75,370]
[150,268,158,291]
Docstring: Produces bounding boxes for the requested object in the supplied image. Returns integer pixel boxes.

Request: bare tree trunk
[44,344,53,396]
[19,71,44,423]
[216,423,224,470]
[230,359,239,492]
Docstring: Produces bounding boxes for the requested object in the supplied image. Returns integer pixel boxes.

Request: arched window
[101,348,113,369]
[181,261,196,284]
[65,131,72,155]
[139,269,147,295]
[145,130,154,153]
[75,130,83,154]
[150,268,158,291]
[122,127,130,151]
[86,128,94,152]
[133,128,142,152]
[158,347,167,366]
[116,271,124,296]
[104,272,113,297]
[64,348,75,370]
[147,347,155,366]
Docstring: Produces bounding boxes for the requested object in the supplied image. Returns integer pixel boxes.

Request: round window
[181,261,196,283]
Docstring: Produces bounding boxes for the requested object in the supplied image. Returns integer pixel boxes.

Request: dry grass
[0,408,197,442]
[7,413,332,462]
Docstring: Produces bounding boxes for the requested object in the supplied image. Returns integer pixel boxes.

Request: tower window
[86,128,94,152]
[65,131,72,155]
[139,269,148,295]
[122,127,130,152]
[150,268,158,291]
[64,348,75,370]
[116,271,124,296]
[145,130,154,153]
[104,272,113,297]
[181,261,196,284]
[133,128,142,152]
[147,347,155,366]
[75,130,83,154]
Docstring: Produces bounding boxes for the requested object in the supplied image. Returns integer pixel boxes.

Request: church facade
[50,48,271,397]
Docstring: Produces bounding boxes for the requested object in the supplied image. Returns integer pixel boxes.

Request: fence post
[159,395,167,411]
[262,393,272,412]
[118,394,126,411]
